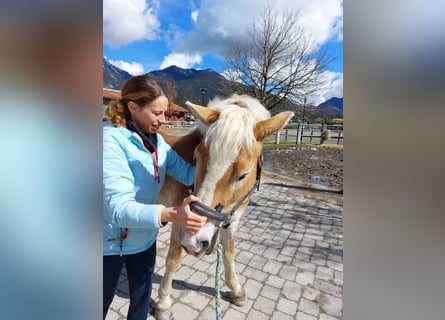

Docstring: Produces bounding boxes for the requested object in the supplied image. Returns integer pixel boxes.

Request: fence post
[321,122,326,144]
[275,130,280,144]
[296,124,302,144]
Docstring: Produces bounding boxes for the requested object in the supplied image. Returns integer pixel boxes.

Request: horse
[156,94,294,320]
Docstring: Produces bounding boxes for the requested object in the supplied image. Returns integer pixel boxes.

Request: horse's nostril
[201,241,210,248]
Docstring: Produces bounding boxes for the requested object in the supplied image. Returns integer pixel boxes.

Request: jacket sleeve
[160,136,195,186]
[103,131,163,229]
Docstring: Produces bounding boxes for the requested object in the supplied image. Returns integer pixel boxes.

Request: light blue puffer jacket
[103,121,194,255]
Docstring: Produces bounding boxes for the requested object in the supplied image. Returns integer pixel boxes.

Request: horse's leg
[220,225,246,306]
[155,224,183,320]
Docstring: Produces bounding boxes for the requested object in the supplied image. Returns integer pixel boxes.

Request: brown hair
[104,75,165,127]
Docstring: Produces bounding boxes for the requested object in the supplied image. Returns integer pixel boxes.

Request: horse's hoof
[231,295,247,307]
[154,309,174,320]
[230,290,247,307]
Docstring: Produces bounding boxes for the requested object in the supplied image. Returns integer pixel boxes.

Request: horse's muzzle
[179,223,220,258]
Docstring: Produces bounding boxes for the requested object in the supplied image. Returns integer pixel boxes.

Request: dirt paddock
[262,144,343,191]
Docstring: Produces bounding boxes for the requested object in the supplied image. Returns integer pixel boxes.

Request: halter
[189,154,263,229]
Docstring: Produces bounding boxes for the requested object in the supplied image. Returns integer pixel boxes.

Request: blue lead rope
[215,243,223,320]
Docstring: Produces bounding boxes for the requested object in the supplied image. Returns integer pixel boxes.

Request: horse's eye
[237,173,248,181]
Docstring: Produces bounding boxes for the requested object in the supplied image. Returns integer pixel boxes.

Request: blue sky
[103,0,343,104]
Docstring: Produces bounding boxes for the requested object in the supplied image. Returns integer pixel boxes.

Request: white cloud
[290,0,343,47]
[103,0,161,48]
[308,71,343,105]
[160,53,203,69]
[191,10,199,23]
[221,68,242,82]
[109,59,145,75]
[180,0,343,55]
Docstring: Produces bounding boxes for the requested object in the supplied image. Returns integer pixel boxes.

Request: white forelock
[203,94,270,166]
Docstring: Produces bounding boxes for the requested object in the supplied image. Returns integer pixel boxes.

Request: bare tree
[224,3,335,111]
[319,104,338,123]
[164,80,177,104]
[294,103,319,123]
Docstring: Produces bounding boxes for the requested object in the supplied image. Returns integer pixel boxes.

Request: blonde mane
[200,94,270,166]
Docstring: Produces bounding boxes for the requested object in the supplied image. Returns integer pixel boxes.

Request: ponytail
[104,99,129,127]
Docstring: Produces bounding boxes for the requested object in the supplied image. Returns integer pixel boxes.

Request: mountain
[148,65,200,82]
[147,66,238,106]
[102,58,341,116]
[103,58,132,90]
[317,97,343,111]
[103,59,236,104]
[317,97,343,117]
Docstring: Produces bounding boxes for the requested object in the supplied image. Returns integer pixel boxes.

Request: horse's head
[179,94,294,257]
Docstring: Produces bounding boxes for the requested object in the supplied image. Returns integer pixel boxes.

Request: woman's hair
[104,75,165,127]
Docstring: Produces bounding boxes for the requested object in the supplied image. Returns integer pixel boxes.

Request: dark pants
[103,242,156,320]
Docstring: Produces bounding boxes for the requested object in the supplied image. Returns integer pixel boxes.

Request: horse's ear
[185,101,220,125]
[254,111,294,141]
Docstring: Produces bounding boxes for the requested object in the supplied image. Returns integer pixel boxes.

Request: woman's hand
[159,195,207,234]
[175,194,207,234]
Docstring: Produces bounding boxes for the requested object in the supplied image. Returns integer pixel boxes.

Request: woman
[103,75,206,319]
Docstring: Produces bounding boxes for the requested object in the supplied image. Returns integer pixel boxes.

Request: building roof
[103,88,121,100]
[168,102,188,113]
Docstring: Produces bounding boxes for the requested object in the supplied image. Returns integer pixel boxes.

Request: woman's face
[128,95,168,133]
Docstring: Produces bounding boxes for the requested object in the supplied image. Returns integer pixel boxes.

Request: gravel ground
[262,144,343,190]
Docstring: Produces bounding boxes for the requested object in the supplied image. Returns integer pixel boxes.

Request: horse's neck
[158,126,202,164]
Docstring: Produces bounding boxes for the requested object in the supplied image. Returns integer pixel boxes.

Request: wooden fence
[264,123,343,145]
[166,123,343,145]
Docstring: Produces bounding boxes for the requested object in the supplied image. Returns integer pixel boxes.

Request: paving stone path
[106,173,343,320]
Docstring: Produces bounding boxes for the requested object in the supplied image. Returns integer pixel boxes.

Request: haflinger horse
[156,94,294,320]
